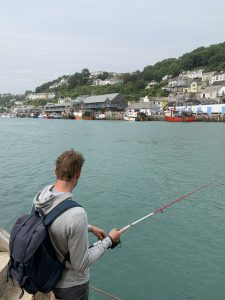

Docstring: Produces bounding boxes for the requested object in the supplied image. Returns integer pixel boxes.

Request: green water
[0,119,225,300]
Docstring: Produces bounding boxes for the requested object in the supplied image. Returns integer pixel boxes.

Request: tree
[97,72,109,81]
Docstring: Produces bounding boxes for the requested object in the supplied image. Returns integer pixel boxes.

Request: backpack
[8,199,81,297]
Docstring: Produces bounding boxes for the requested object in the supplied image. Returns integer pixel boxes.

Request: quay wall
[104,113,225,122]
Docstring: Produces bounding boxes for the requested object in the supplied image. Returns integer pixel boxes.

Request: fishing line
[90,285,122,300]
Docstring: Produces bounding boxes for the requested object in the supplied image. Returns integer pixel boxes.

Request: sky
[0,0,225,94]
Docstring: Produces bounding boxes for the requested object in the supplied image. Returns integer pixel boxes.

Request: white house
[93,78,123,86]
[49,78,68,89]
[139,96,169,109]
[162,75,171,81]
[211,71,225,84]
[186,69,204,79]
[139,96,150,103]
[202,72,214,83]
[27,93,55,100]
[145,80,158,89]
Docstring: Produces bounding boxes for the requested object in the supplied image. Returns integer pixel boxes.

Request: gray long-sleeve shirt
[33,185,112,288]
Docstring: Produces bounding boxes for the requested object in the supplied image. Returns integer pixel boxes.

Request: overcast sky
[0,0,225,94]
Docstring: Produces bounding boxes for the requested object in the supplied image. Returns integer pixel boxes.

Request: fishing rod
[91,176,224,248]
[121,176,224,232]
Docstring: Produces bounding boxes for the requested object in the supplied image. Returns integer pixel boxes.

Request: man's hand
[109,228,125,243]
[91,225,106,240]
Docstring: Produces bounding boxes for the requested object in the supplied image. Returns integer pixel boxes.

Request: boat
[43,113,63,119]
[1,113,16,118]
[74,111,95,120]
[165,107,195,122]
[123,111,137,121]
[74,111,83,120]
[95,113,106,120]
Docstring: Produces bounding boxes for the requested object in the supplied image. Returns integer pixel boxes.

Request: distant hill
[141,41,225,81]
[34,41,225,101]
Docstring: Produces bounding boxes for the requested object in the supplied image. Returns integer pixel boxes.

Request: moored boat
[165,108,195,122]
[123,111,137,121]
[95,113,106,120]
[43,113,62,119]
[74,111,95,120]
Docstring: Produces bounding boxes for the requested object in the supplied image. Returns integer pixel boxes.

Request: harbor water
[0,118,225,300]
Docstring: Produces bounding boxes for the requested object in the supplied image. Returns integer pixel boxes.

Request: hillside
[34,41,225,101]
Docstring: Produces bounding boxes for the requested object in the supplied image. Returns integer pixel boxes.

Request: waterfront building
[174,103,225,115]
[126,102,161,116]
[12,105,41,117]
[73,93,127,112]
[43,102,73,115]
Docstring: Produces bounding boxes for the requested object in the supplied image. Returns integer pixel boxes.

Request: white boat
[44,113,63,119]
[95,113,106,120]
[123,111,137,121]
[1,113,16,118]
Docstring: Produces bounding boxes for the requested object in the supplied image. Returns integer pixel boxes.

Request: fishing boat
[165,106,195,122]
[74,111,95,120]
[74,111,83,120]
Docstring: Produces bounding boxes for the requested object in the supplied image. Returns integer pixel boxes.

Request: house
[202,72,214,83]
[74,93,127,112]
[186,69,204,79]
[139,96,169,109]
[27,93,55,100]
[145,80,158,89]
[162,75,171,81]
[49,78,68,89]
[93,78,123,86]
[211,71,225,85]
[218,86,225,97]
[189,80,203,94]
[168,76,191,89]
[200,85,222,100]
[90,71,105,77]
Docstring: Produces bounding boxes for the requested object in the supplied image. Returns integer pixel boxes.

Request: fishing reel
[109,237,121,249]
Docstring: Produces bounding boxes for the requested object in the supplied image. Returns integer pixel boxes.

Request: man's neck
[54,180,74,193]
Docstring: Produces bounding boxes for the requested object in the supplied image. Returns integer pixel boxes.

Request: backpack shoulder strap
[44,200,82,226]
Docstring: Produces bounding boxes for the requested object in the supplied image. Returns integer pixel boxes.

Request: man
[33,149,123,300]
